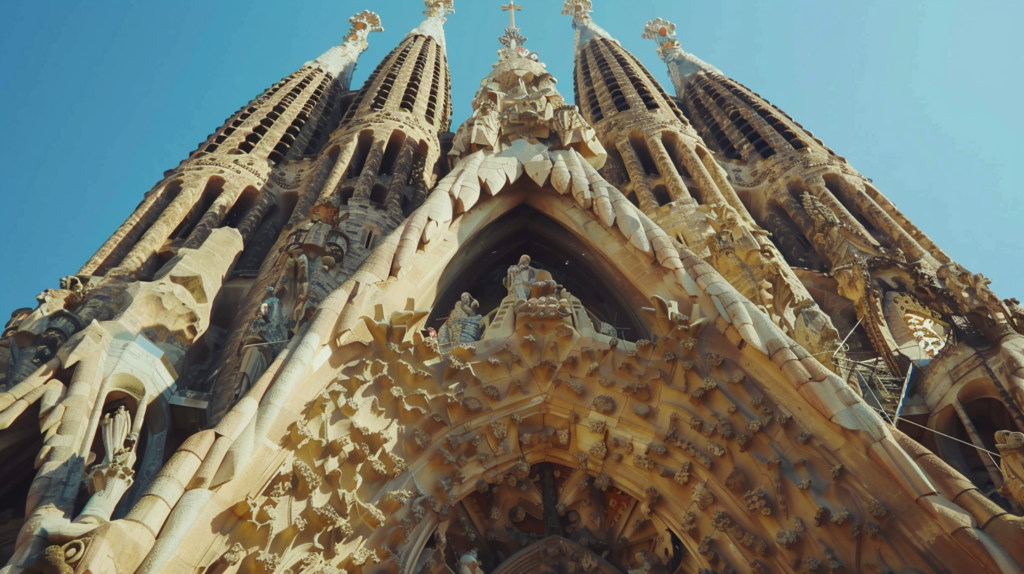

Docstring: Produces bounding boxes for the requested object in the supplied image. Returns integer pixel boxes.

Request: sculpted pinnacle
[424,0,456,21]
[346,10,384,45]
[312,10,382,81]
[561,0,593,24]
[410,0,455,49]
[642,17,679,57]
[643,16,720,77]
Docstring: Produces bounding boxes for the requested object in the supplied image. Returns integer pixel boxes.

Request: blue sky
[1,0,1021,315]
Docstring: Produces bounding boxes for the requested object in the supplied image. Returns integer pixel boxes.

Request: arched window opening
[172,177,224,240]
[369,184,388,205]
[763,206,823,272]
[379,131,407,176]
[628,134,659,177]
[338,186,355,206]
[93,181,185,276]
[221,186,259,229]
[347,131,374,179]
[935,397,1017,509]
[652,185,671,207]
[661,133,691,178]
[822,173,879,236]
[234,192,296,277]
[426,204,651,341]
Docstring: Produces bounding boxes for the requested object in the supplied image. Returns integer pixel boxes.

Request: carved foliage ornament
[642,17,681,55]
[346,10,384,43]
[424,0,455,20]
[561,0,593,22]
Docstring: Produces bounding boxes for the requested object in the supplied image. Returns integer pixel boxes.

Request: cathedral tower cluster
[1,2,1023,573]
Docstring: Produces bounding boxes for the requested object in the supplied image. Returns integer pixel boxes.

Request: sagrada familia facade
[2,1,1024,572]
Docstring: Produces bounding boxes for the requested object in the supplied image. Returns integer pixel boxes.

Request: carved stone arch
[424,203,652,342]
[490,536,625,574]
[111,175,1024,574]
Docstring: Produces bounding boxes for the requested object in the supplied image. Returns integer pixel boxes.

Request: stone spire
[410,0,455,49]
[310,10,384,87]
[642,17,720,89]
[562,0,616,49]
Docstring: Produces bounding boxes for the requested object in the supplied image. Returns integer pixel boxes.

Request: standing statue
[438,293,482,348]
[81,406,137,523]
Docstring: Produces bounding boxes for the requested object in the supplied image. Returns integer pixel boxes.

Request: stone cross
[502,1,522,28]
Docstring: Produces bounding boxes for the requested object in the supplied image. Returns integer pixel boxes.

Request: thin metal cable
[869,406,1002,459]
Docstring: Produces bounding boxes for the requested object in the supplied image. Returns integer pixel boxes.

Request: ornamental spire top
[497,0,534,60]
[410,0,455,49]
[561,0,592,24]
[423,0,455,21]
[641,17,677,55]
[312,10,383,85]
[502,1,522,28]
[562,0,613,49]
[642,17,721,78]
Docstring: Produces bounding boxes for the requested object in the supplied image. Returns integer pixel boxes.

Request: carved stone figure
[939,262,1016,337]
[504,255,556,301]
[995,431,1024,509]
[81,406,137,523]
[2,3,1024,574]
[459,550,484,574]
[438,293,482,348]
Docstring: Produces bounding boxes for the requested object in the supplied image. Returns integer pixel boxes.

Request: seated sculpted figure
[438,293,483,348]
[504,255,557,300]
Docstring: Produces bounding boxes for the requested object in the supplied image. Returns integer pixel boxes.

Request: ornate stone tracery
[1,2,1023,574]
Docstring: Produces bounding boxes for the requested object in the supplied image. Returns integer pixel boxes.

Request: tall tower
[196,0,456,422]
[0,12,384,391]
[77,12,384,282]
[566,3,841,365]
[2,3,1024,574]
[646,17,1024,500]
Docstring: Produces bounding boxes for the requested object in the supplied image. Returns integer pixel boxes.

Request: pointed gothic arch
[122,165,1024,574]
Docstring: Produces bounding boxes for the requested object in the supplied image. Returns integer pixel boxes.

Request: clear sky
[1,0,1021,315]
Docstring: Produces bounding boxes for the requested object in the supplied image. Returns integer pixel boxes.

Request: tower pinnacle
[562,0,614,48]
[312,10,383,83]
[497,1,532,60]
[642,17,720,79]
[410,0,455,48]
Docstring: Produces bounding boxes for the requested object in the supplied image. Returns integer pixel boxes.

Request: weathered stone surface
[0,2,1021,574]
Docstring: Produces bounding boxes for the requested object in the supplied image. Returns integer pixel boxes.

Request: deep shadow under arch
[425,204,651,341]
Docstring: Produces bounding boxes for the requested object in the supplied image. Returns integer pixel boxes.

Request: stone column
[354,138,387,201]
[646,133,691,202]
[79,183,177,276]
[385,139,419,216]
[114,177,206,275]
[616,140,658,212]
[183,181,247,250]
